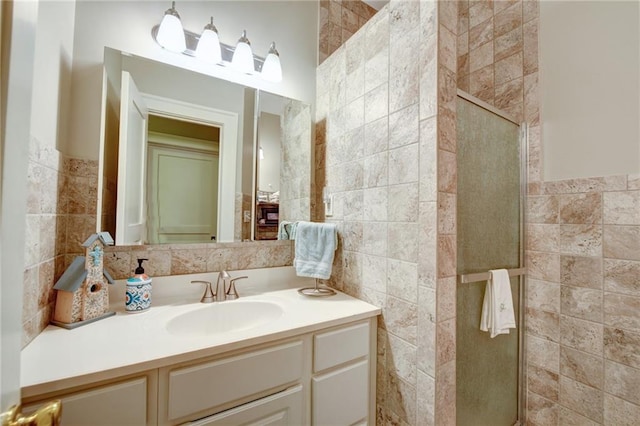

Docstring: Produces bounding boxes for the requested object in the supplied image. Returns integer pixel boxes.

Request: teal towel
[278,220,298,240]
[293,222,337,279]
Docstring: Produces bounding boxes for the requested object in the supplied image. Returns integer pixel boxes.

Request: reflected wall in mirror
[98,47,311,245]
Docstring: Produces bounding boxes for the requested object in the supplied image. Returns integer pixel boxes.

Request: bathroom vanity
[20,268,380,425]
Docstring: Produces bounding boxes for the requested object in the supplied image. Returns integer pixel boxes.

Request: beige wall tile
[527,392,559,426]
[417,286,436,376]
[560,315,604,356]
[434,360,456,426]
[560,346,604,390]
[527,251,561,282]
[437,234,456,278]
[560,255,603,289]
[437,192,456,234]
[527,195,559,224]
[386,371,417,424]
[604,293,640,331]
[387,259,418,303]
[436,317,456,367]
[387,333,418,385]
[526,307,560,342]
[559,224,602,257]
[417,371,436,426]
[559,376,603,423]
[469,1,493,28]
[386,295,418,345]
[528,364,559,401]
[419,118,438,202]
[437,149,457,193]
[604,394,640,426]
[604,190,640,225]
[523,18,538,75]
[528,334,560,373]
[389,104,420,149]
[561,285,603,322]
[559,192,602,224]
[558,407,601,426]
[604,259,640,296]
[469,17,493,51]
[495,26,523,62]
[469,41,494,73]
[494,1,522,36]
[604,225,640,261]
[605,360,640,405]
[495,51,523,85]
[527,278,561,313]
[604,327,640,370]
[527,224,559,252]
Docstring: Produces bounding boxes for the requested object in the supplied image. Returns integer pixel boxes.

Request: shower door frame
[456,89,528,426]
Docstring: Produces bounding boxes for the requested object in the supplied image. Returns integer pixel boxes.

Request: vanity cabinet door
[186,385,304,426]
[22,372,158,426]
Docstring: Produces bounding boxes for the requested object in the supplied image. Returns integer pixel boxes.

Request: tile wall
[23,141,97,346]
[526,175,640,425]
[23,153,294,347]
[280,100,313,222]
[319,0,378,64]
[315,1,458,423]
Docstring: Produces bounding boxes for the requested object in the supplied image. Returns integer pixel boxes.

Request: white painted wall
[31,0,76,150]
[68,0,318,160]
[540,1,640,181]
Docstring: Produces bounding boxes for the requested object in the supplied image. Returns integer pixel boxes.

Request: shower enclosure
[456,93,526,426]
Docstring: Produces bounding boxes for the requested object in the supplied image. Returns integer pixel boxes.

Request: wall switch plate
[243,210,251,222]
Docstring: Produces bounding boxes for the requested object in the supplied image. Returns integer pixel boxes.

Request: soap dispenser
[125,258,152,313]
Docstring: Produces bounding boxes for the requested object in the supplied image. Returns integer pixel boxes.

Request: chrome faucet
[226,275,248,300]
[190,280,215,303]
[215,270,231,301]
[192,272,248,303]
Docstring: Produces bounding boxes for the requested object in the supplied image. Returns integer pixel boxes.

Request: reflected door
[147,145,219,244]
[456,96,522,426]
[116,71,148,245]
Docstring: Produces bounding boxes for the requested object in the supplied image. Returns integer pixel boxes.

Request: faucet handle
[226,276,248,300]
[191,280,215,303]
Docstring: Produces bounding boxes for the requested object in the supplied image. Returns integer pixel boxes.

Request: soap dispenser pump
[125,258,152,313]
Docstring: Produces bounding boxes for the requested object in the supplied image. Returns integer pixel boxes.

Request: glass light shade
[195,18,222,63]
[261,42,282,82]
[156,3,186,53]
[231,30,254,74]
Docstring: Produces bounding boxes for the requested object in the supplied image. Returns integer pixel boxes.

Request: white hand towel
[480,269,516,338]
[293,221,337,279]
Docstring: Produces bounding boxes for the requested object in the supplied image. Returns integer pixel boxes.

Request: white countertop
[21,267,381,398]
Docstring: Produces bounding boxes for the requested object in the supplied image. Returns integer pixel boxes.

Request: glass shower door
[456,96,522,426]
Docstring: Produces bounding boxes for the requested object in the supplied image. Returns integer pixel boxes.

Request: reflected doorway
[146,115,220,244]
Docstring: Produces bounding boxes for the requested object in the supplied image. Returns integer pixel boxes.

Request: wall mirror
[97,47,311,245]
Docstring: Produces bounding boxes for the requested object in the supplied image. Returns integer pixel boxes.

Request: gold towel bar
[458,267,526,284]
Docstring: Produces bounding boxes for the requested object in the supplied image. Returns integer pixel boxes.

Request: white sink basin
[166,300,284,337]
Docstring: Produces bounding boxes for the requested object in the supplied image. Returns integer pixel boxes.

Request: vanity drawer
[188,385,304,425]
[165,339,304,422]
[313,321,370,373]
[312,360,369,425]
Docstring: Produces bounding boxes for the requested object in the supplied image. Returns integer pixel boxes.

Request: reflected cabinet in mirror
[97,47,312,245]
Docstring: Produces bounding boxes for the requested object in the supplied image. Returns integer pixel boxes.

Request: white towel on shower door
[480,269,516,338]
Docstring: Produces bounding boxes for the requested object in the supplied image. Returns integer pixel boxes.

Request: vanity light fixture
[260,42,282,83]
[195,17,222,64]
[151,4,282,83]
[231,30,255,74]
[156,1,186,53]
[259,146,265,160]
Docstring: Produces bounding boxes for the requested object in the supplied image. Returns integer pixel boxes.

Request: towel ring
[298,278,336,297]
